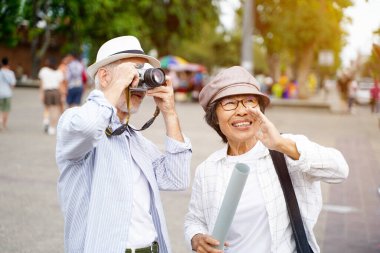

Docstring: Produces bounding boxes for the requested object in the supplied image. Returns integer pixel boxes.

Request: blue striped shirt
[56,90,192,253]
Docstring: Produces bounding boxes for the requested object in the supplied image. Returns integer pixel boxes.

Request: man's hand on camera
[111,62,139,90]
[101,62,139,106]
[146,76,185,142]
[146,76,176,116]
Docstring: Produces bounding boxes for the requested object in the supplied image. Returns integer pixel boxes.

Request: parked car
[355,78,374,105]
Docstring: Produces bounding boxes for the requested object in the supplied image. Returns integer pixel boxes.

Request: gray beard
[117,103,138,114]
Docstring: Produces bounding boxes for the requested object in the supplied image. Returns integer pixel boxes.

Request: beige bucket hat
[199,66,271,111]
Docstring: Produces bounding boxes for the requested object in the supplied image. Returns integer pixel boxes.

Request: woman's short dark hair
[204,95,267,143]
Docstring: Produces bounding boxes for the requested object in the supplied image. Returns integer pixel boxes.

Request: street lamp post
[241,0,254,74]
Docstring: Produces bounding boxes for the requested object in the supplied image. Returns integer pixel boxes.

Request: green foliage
[0,0,356,82]
[79,0,220,61]
[253,0,353,85]
[1,0,221,66]
[0,0,22,46]
[361,29,380,79]
[255,0,352,60]
[176,29,241,72]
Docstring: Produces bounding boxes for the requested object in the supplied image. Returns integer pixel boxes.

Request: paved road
[0,87,379,253]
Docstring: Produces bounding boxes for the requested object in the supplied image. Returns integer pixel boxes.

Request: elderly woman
[184,66,349,253]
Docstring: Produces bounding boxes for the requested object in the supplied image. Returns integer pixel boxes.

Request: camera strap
[128,106,160,131]
[105,87,160,137]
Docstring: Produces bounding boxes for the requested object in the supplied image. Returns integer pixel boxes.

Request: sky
[219,0,380,68]
[341,0,380,67]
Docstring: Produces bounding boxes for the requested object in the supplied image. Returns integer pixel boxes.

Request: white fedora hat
[87,35,160,80]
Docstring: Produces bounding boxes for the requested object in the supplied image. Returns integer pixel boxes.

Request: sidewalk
[269,83,351,114]
[0,87,379,253]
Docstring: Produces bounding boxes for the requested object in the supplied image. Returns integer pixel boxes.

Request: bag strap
[269,149,313,253]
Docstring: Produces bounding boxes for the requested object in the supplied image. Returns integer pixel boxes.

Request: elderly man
[56,36,192,253]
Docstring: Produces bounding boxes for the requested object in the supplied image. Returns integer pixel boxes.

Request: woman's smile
[231,119,252,128]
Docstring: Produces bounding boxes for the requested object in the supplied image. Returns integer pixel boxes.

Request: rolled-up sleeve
[284,134,349,183]
[56,90,115,162]
[165,135,192,153]
[153,135,192,190]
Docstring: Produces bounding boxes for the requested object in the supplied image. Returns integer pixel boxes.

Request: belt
[125,241,159,253]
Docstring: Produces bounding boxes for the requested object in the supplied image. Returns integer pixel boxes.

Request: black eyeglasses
[219,96,259,111]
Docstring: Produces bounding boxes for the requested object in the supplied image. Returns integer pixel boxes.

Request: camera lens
[152,69,165,84]
[143,68,166,87]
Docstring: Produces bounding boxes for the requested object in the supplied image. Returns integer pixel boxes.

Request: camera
[132,66,166,91]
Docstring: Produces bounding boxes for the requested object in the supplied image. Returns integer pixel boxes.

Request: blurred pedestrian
[285,79,298,99]
[177,71,190,101]
[271,81,283,98]
[15,63,24,85]
[57,55,71,113]
[347,79,357,114]
[38,58,64,135]
[65,53,85,107]
[279,73,289,98]
[370,79,380,113]
[307,73,318,96]
[0,57,16,131]
[191,71,204,102]
[184,66,349,253]
[56,35,192,253]
[263,76,273,96]
[337,70,355,113]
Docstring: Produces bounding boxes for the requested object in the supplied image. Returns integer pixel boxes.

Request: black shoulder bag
[269,149,314,253]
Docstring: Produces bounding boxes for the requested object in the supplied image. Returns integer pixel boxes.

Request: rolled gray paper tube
[211,163,250,250]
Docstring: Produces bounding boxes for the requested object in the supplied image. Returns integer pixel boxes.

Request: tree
[361,28,380,79]
[172,2,270,75]
[0,0,22,47]
[20,0,73,77]
[174,24,240,72]
[253,0,352,97]
[79,0,220,59]
[1,0,221,78]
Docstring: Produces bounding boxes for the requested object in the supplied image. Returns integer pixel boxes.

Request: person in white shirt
[38,58,64,135]
[184,66,349,253]
[0,57,16,130]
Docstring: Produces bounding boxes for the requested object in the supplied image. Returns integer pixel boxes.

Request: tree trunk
[30,38,40,79]
[30,27,51,79]
[295,43,316,99]
[267,53,280,82]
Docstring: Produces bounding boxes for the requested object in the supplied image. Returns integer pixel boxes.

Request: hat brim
[211,84,271,108]
[87,53,161,80]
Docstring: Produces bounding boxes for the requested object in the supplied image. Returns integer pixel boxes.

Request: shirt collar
[211,140,269,162]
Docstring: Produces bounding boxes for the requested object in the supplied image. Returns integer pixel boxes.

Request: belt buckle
[151,241,158,253]
[126,242,157,253]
